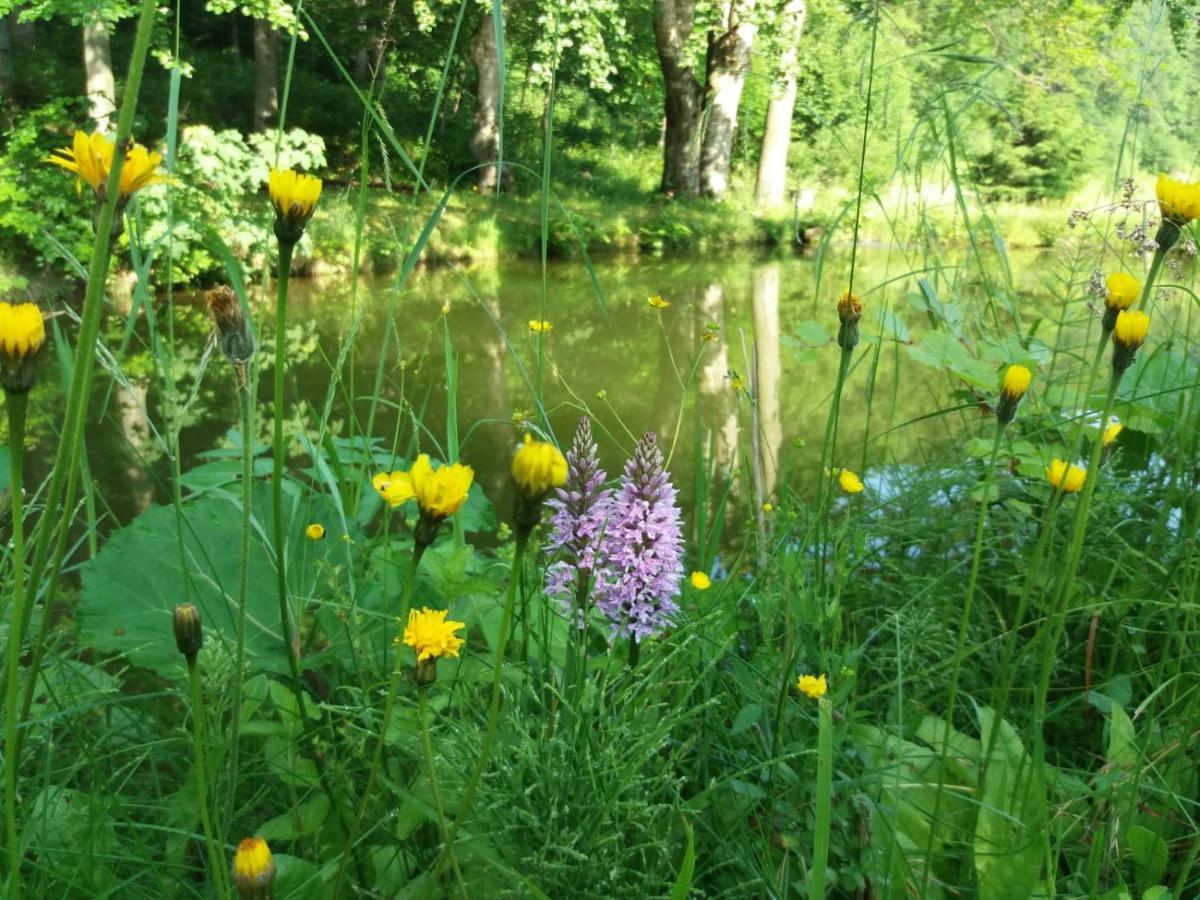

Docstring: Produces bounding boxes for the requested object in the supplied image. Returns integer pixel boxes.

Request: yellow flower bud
[1104,272,1140,311]
[511,434,568,500]
[232,836,275,899]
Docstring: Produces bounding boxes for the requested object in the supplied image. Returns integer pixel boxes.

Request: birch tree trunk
[754,0,807,208]
[654,0,702,197]
[253,18,280,133]
[83,15,116,133]
[698,1,756,200]
[469,14,504,193]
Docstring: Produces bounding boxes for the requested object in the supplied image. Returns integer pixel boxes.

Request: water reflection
[24,250,1066,533]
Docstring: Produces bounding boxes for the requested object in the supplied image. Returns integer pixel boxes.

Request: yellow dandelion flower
[690,571,711,590]
[268,168,322,243]
[402,607,466,661]
[648,294,670,309]
[796,673,827,700]
[372,470,416,508]
[305,523,325,541]
[1103,422,1123,447]
[0,301,47,393]
[232,836,275,897]
[1105,272,1141,311]
[511,434,568,499]
[1045,458,1086,495]
[410,454,474,520]
[838,469,864,494]
[529,320,553,333]
[1156,173,1200,224]
[46,130,165,201]
[1000,364,1032,402]
[1113,310,1150,350]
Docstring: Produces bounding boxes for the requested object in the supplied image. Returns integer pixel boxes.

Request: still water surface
[48,248,1075,528]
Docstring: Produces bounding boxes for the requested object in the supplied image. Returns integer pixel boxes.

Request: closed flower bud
[232,836,276,899]
[511,434,568,536]
[1112,310,1150,374]
[172,604,203,663]
[205,285,255,373]
[1102,421,1123,448]
[268,168,322,246]
[836,290,863,352]
[0,301,47,394]
[996,364,1032,425]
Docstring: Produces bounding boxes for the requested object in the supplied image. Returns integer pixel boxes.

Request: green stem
[272,241,306,716]
[4,391,28,899]
[433,533,529,879]
[1030,371,1121,889]
[332,547,424,898]
[14,0,160,748]
[809,698,834,900]
[418,688,467,898]
[188,660,231,899]
[919,421,1005,893]
[1137,245,1166,312]
[224,380,255,833]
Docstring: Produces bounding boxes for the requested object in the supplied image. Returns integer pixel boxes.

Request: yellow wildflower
[305,523,325,541]
[648,294,670,309]
[511,434,568,499]
[690,571,711,590]
[1045,458,1086,495]
[1156,173,1200,224]
[0,301,47,393]
[372,470,416,508]
[529,320,553,333]
[268,168,322,243]
[46,130,165,201]
[1105,272,1140,311]
[410,454,474,520]
[232,836,275,898]
[402,607,466,661]
[762,502,774,513]
[838,469,865,494]
[1103,422,1123,447]
[1000,364,1032,401]
[1113,310,1150,350]
[796,673,828,700]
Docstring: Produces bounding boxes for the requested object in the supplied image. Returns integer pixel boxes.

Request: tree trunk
[82,16,116,133]
[698,1,756,200]
[253,18,280,133]
[752,262,782,497]
[755,0,807,208]
[654,0,702,197]
[469,15,504,193]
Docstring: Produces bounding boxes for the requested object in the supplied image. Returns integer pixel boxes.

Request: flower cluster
[591,432,684,640]
[544,417,613,620]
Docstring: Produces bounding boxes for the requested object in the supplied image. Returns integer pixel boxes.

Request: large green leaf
[974,709,1044,899]
[79,481,357,676]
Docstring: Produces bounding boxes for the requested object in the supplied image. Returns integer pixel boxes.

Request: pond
[18,244,1142,535]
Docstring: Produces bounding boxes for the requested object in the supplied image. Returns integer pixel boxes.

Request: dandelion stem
[224,380,256,833]
[13,0,160,756]
[809,697,834,900]
[918,420,1005,894]
[434,532,529,880]
[188,659,231,899]
[418,687,467,898]
[332,547,424,898]
[1137,245,1166,312]
[4,391,28,899]
[271,239,307,717]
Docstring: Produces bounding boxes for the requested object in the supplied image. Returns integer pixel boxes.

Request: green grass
[3,1,1200,898]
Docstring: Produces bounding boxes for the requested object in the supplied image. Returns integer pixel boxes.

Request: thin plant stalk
[809,697,834,899]
[417,687,467,898]
[224,379,256,831]
[919,421,1005,892]
[188,659,231,899]
[332,548,425,897]
[271,241,306,713]
[14,0,160,743]
[3,391,28,898]
[433,533,529,879]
